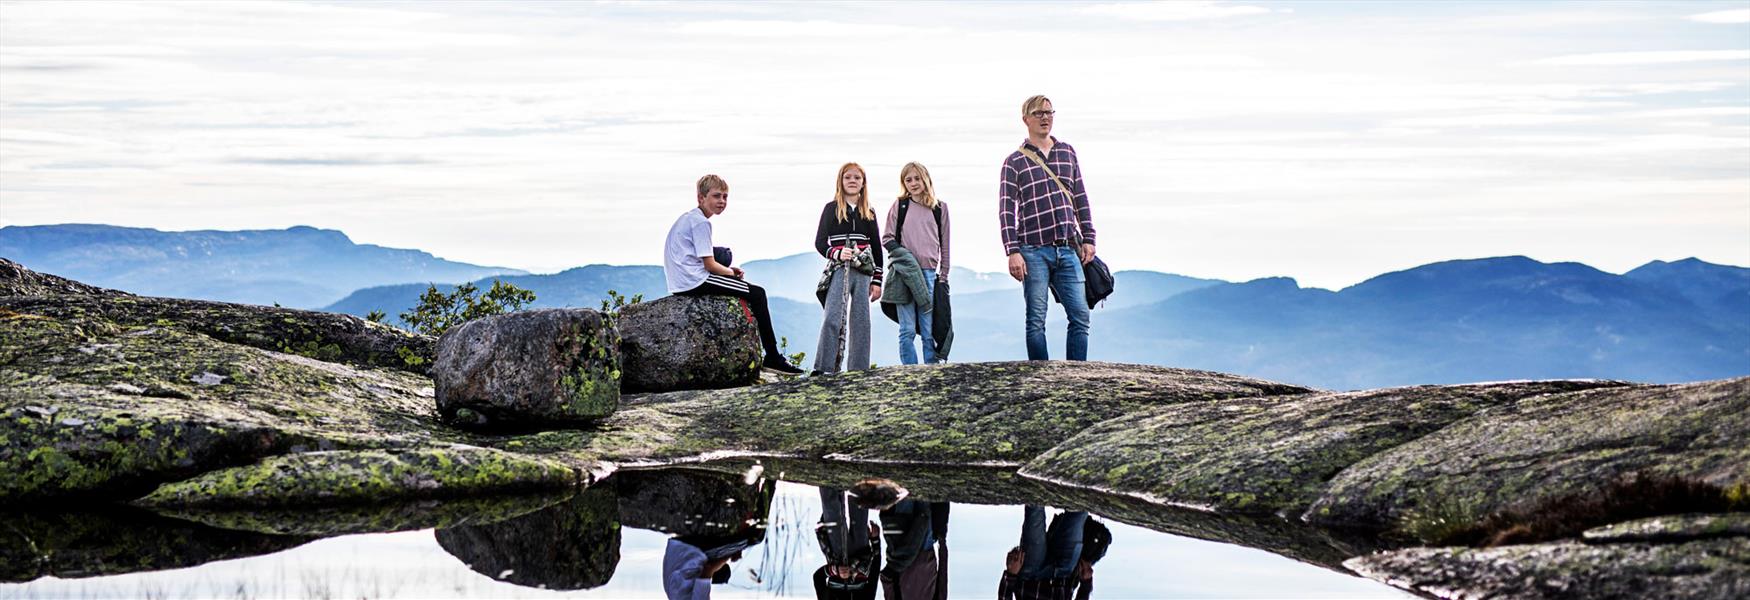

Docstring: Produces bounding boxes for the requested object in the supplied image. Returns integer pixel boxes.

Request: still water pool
[3,462,1410,599]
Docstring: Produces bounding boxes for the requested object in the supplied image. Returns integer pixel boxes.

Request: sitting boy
[665,174,804,374]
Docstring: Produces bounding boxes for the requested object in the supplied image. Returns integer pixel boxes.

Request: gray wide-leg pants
[814,267,871,374]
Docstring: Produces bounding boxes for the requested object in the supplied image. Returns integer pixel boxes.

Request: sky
[1,0,1747,290]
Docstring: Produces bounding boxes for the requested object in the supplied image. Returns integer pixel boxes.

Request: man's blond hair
[696,174,728,198]
[1022,94,1052,116]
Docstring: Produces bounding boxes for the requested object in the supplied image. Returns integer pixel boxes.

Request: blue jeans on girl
[897,271,937,365]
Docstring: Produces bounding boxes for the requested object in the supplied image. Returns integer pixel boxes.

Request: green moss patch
[135,446,582,508]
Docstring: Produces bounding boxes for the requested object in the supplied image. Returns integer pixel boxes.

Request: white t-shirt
[664,208,714,293]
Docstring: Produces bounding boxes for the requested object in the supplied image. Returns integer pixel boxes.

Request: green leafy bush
[399,281,536,337]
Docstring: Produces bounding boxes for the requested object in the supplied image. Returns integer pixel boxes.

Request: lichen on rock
[1021,380,1629,515]
[616,295,762,393]
[433,308,621,427]
[1306,378,1750,533]
[1344,536,1750,599]
[134,446,582,508]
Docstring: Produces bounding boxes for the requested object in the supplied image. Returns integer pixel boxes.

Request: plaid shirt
[999,137,1096,255]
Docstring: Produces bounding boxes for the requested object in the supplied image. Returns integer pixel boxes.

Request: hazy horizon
[8,221,1748,293]
[3,1,1747,290]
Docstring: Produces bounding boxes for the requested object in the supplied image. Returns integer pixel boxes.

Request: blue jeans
[1019,245,1090,361]
[1018,505,1087,580]
[897,271,937,365]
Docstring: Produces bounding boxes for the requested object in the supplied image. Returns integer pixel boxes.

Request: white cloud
[1687,9,1750,24]
[1388,113,1598,128]
[1530,50,1750,66]
[2,1,1747,285]
[1622,106,1750,119]
[1082,1,1276,22]
[669,19,951,38]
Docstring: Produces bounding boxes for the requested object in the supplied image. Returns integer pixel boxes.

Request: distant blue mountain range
[3,224,1745,390]
[0,224,524,308]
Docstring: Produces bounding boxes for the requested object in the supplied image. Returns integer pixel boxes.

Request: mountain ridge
[4,223,1744,390]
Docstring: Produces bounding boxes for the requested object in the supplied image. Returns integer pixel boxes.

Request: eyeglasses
[1029,110,1055,119]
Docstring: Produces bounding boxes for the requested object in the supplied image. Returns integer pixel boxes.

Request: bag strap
[894,198,909,247]
[1017,145,1085,244]
[894,199,947,247]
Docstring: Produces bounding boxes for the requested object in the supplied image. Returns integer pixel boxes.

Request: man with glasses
[999,95,1097,361]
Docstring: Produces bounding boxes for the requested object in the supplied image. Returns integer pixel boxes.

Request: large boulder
[617,295,761,393]
[433,308,621,427]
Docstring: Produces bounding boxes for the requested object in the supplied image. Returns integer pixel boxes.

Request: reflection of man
[999,506,1111,600]
[814,487,881,600]
[849,479,944,600]
[663,536,735,600]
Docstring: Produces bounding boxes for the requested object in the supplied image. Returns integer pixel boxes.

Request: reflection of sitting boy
[999,506,1111,600]
[662,537,740,600]
[849,479,941,600]
[814,487,881,600]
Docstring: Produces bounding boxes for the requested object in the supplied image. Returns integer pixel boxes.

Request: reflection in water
[432,466,778,596]
[849,478,953,600]
[433,485,622,590]
[814,485,879,599]
[1001,506,1111,600]
[0,462,1410,599]
[0,507,313,583]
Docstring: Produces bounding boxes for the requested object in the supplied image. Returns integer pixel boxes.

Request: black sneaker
[763,356,804,374]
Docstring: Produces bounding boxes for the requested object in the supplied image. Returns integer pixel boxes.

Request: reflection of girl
[814,487,881,600]
[813,163,884,374]
[880,162,951,365]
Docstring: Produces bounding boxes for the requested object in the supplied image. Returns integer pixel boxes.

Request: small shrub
[399,280,536,337]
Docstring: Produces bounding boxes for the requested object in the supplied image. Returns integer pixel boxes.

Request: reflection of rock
[1583,513,1750,544]
[435,486,621,590]
[135,446,581,508]
[611,467,775,538]
[686,458,1387,572]
[434,308,620,427]
[1345,535,1750,599]
[0,507,312,583]
[617,295,762,393]
[149,491,573,536]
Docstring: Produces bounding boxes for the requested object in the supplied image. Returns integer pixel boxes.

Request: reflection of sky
[0,481,1408,599]
[2,1,1746,290]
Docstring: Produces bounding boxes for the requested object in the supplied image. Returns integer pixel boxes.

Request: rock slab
[434,308,621,427]
[1345,535,1750,599]
[617,295,761,393]
[1306,378,1750,531]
